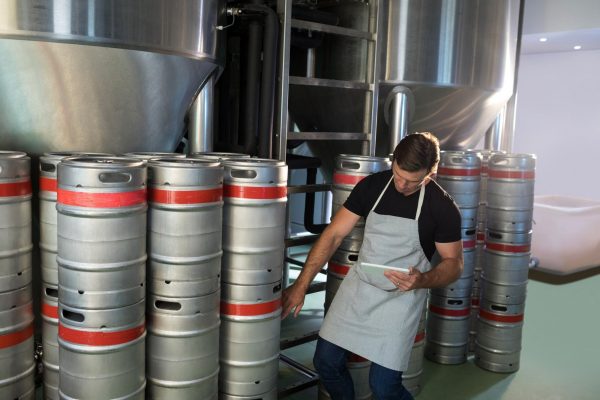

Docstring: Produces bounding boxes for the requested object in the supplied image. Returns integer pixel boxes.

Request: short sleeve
[433,191,462,243]
[342,176,373,218]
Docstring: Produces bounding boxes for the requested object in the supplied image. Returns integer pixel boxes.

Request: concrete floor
[280,269,600,400]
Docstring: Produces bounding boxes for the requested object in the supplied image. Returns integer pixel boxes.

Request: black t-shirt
[343,170,461,261]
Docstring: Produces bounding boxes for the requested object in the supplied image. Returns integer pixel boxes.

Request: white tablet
[360,262,410,275]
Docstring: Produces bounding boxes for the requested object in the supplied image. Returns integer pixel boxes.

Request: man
[282,132,463,400]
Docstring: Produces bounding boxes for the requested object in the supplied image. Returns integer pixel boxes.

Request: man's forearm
[419,257,463,289]
[294,230,342,291]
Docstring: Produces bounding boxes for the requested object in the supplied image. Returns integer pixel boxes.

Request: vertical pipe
[484,107,506,151]
[306,47,316,78]
[275,0,293,162]
[189,74,215,153]
[389,91,409,152]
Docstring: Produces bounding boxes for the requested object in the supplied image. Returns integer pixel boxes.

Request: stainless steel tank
[0,0,223,154]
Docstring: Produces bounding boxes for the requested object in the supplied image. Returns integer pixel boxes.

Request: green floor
[280,269,600,400]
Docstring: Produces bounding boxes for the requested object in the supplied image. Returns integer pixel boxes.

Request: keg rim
[221,158,286,167]
[336,154,391,163]
[0,150,28,159]
[60,156,145,168]
[148,158,221,168]
[189,152,251,160]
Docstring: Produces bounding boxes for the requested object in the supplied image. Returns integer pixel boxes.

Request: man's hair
[392,132,440,174]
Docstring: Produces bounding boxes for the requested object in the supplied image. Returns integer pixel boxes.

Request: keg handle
[272,283,282,294]
[45,287,59,299]
[230,169,258,179]
[491,304,508,312]
[340,161,361,170]
[348,254,358,262]
[488,232,503,240]
[450,156,469,164]
[155,300,182,311]
[465,229,476,235]
[99,172,132,183]
[62,310,85,323]
[40,163,56,172]
[447,299,464,306]
[490,157,509,167]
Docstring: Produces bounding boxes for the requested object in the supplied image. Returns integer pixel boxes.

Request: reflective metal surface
[380,0,520,149]
[0,0,222,155]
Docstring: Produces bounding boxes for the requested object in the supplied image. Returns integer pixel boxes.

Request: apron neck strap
[370,177,393,213]
[370,177,426,219]
[415,184,426,220]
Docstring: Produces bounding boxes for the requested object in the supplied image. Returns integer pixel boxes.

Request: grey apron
[319,177,432,371]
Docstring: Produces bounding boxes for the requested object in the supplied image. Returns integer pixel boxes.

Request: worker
[282,132,463,399]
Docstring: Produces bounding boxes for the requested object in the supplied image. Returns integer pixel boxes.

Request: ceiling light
[574,45,582,50]
[539,37,548,42]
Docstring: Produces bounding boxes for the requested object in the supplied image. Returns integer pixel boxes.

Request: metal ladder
[275,1,383,397]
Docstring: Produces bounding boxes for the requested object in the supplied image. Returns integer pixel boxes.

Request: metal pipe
[385,86,414,153]
[189,74,215,153]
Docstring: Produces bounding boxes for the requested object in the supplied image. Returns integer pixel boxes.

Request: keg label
[488,170,535,179]
[42,302,59,319]
[0,180,32,196]
[223,185,287,199]
[149,188,222,204]
[328,262,350,276]
[220,298,282,316]
[333,173,366,185]
[485,242,531,253]
[57,189,147,208]
[479,309,524,323]
[39,177,58,192]
[437,167,481,176]
[0,324,33,349]
[428,304,470,317]
[59,323,145,346]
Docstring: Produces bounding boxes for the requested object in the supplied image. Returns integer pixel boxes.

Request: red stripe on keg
[471,298,480,306]
[149,188,222,204]
[57,189,147,208]
[486,242,531,253]
[39,177,58,192]
[481,166,488,174]
[0,324,33,349]
[463,239,476,249]
[58,323,145,346]
[414,331,426,343]
[42,302,58,319]
[437,167,481,177]
[0,180,32,197]
[328,262,350,276]
[477,232,485,241]
[220,299,282,317]
[479,309,524,323]
[333,173,366,185]
[223,185,287,199]
[428,304,470,317]
[488,170,535,179]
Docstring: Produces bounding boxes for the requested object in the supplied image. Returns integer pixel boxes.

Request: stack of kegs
[39,151,112,399]
[0,151,35,399]
[219,158,287,400]
[145,158,223,398]
[475,153,536,373]
[427,150,481,364]
[56,157,147,399]
[319,155,390,399]
[469,150,502,352]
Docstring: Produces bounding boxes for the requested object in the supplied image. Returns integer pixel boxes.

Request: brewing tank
[0,0,223,155]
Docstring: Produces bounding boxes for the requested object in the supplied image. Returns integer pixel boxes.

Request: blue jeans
[313,337,414,400]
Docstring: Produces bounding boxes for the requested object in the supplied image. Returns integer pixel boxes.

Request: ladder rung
[289,76,372,91]
[288,132,371,141]
[291,19,375,40]
[287,184,332,194]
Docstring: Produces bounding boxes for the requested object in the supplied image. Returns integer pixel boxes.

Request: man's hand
[384,267,423,291]
[282,283,307,319]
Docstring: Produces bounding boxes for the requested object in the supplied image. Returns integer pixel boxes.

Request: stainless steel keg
[425,294,470,365]
[147,158,223,298]
[221,159,288,285]
[147,292,220,399]
[57,157,147,309]
[436,151,482,208]
[220,281,282,397]
[42,284,59,399]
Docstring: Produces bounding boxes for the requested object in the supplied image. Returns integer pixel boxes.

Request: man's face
[392,161,431,196]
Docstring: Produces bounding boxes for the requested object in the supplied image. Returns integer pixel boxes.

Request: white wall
[513,49,600,200]
[524,0,600,34]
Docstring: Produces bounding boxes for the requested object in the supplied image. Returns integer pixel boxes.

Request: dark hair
[392,132,440,173]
